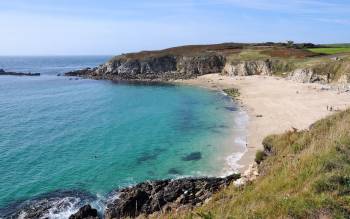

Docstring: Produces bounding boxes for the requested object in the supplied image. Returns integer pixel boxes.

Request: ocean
[0,56,247,218]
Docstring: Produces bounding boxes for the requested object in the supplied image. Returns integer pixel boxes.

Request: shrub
[255,150,266,164]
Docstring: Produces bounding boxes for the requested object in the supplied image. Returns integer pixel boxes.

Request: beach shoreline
[175,73,350,172]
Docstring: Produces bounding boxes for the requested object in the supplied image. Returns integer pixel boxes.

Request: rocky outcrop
[177,55,225,75]
[222,60,272,76]
[0,69,40,76]
[287,68,329,83]
[69,204,99,219]
[65,53,225,81]
[102,174,240,219]
[1,190,95,219]
[338,74,350,84]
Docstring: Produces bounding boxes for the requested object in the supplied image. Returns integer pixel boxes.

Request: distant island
[0,69,40,76]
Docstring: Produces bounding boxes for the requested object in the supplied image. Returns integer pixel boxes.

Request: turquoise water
[0,57,247,216]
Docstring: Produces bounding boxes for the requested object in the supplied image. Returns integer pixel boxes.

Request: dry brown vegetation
[261,47,320,58]
[113,43,322,60]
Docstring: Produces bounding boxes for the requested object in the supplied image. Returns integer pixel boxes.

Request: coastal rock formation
[69,204,99,219]
[338,74,350,84]
[0,69,40,76]
[222,60,272,76]
[102,174,240,219]
[1,190,95,219]
[65,53,225,80]
[287,68,328,83]
[177,55,225,75]
[234,163,259,187]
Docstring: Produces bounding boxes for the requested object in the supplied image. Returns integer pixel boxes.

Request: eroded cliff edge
[64,43,320,81]
[65,43,350,89]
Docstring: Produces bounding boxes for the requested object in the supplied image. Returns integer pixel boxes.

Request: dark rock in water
[218,124,229,128]
[104,174,240,219]
[168,168,182,175]
[147,170,156,176]
[182,152,202,161]
[65,68,94,77]
[0,190,95,219]
[69,204,99,219]
[224,106,237,111]
[137,152,158,164]
[0,69,40,76]
[57,73,61,76]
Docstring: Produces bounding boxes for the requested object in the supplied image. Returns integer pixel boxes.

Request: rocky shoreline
[2,174,245,219]
[71,174,241,219]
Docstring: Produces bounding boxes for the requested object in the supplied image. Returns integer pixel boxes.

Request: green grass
[308,47,350,55]
[170,109,350,219]
[323,44,350,48]
[255,150,266,164]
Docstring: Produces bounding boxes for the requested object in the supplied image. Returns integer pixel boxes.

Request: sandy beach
[176,74,350,172]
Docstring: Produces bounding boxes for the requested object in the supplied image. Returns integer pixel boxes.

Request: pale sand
[175,74,350,172]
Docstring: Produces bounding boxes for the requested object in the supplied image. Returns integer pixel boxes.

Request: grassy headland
[174,109,350,218]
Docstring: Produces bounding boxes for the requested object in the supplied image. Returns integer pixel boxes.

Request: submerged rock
[104,174,240,219]
[224,106,237,112]
[168,168,183,175]
[182,152,202,161]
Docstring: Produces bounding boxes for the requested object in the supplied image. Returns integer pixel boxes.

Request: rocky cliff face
[222,60,272,76]
[66,53,225,80]
[287,68,329,83]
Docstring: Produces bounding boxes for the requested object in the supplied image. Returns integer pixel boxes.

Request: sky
[0,0,349,55]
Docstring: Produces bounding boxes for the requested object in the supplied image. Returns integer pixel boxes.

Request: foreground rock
[103,174,240,219]
[0,69,40,76]
[0,190,95,219]
[69,204,99,219]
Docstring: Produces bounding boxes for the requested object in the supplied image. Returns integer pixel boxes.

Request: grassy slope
[308,47,350,55]
[175,109,350,219]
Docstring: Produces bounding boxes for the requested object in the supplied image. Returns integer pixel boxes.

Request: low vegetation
[308,47,350,55]
[254,150,266,164]
[172,109,350,218]
[113,42,320,61]
[223,88,240,99]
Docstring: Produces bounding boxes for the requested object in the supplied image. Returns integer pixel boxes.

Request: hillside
[168,109,350,218]
[65,42,350,85]
[64,43,320,80]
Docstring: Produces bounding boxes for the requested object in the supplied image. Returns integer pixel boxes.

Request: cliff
[65,43,318,80]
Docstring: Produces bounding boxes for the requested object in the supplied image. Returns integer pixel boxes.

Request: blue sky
[0,0,349,55]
